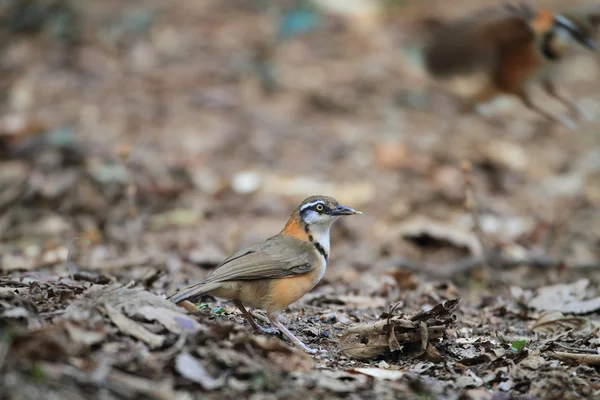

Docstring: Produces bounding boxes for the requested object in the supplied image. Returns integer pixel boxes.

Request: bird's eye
[316,204,324,212]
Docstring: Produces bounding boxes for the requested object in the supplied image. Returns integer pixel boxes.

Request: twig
[547,351,600,366]
[65,237,93,278]
[552,342,599,354]
[124,134,148,219]
[460,160,493,269]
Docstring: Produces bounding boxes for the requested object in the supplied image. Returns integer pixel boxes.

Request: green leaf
[211,306,225,315]
[511,339,527,353]
[30,363,45,381]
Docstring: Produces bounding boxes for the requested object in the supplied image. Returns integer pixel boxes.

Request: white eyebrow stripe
[554,14,578,32]
[300,200,325,212]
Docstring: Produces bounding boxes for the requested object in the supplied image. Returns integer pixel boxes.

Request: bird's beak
[583,38,598,52]
[330,205,362,216]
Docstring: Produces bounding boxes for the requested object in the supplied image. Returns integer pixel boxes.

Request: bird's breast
[314,252,327,283]
[265,256,327,314]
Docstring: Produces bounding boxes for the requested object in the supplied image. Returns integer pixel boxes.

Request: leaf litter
[1,0,600,399]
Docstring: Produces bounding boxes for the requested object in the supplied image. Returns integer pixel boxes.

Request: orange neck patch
[532,10,554,33]
[280,214,310,241]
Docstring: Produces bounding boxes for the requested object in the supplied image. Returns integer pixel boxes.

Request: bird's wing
[203,235,318,283]
[425,7,534,77]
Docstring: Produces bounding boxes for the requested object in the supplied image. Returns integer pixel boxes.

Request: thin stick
[461,160,493,269]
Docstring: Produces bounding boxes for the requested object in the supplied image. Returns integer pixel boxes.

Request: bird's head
[281,195,361,241]
[552,13,598,53]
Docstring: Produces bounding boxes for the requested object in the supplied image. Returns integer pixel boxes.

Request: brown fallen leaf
[520,350,546,370]
[136,305,202,335]
[66,286,204,348]
[5,325,77,363]
[35,362,178,400]
[64,321,107,346]
[174,352,225,390]
[104,303,165,348]
[425,343,443,363]
[242,335,315,373]
[301,370,370,393]
[339,299,458,360]
[397,217,483,258]
[532,310,589,333]
[528,279,600,314]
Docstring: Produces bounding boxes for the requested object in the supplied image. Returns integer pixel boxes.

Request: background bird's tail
[167,282,221,304]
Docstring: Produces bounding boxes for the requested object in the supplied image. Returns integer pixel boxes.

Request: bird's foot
[255,326,280,335]
[300,345,327,355]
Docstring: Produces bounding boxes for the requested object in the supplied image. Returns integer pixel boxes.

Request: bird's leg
[233,300,278,334]
[516,89,577,131]
[268,313,324,355]
[541,79,593,122]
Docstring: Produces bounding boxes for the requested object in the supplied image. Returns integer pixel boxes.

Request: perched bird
[168,195,361,353]
[423,3,600,129]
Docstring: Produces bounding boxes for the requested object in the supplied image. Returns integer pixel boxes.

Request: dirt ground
[1,1,600,399]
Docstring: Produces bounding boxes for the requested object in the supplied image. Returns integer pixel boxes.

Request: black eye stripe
[554,17,588,41]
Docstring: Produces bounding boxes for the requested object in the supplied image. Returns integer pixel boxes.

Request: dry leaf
[175,352,225,390]
[529,279,600,314]
[520,351,546,370]
[64,322,106,346]
[339,299,458,360]
[532,311,589,333]
[310,370,370,393]
[136,305,203,334]
[104,303,165,348]
[397,217,483,257]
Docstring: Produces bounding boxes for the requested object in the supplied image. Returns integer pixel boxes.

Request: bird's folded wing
[203,235,317,283]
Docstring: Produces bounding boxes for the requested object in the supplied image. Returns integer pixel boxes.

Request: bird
[423,2,600,130]
[168,195,361,354]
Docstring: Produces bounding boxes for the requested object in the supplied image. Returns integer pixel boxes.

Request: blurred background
[0,0,599,293]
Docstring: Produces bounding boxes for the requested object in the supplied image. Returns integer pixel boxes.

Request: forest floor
[1,1,600,399]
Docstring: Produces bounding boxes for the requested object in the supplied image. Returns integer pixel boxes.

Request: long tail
[167,282,221,304]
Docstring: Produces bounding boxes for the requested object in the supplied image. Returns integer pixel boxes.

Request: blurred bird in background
[422,2,600,130]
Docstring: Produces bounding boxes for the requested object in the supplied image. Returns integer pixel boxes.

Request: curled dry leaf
[66,285,204,347]
[104,303,165,348]
[308,370,370,393]
[233,335,314,373]
[397,217,483,258]
[532,311,589,333]
[339,299,458,360]
[175,352,225,390]
[528,279,600,314]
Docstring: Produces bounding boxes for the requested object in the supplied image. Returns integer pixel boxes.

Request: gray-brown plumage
[168,235,318,305]
[168,195,361,354]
